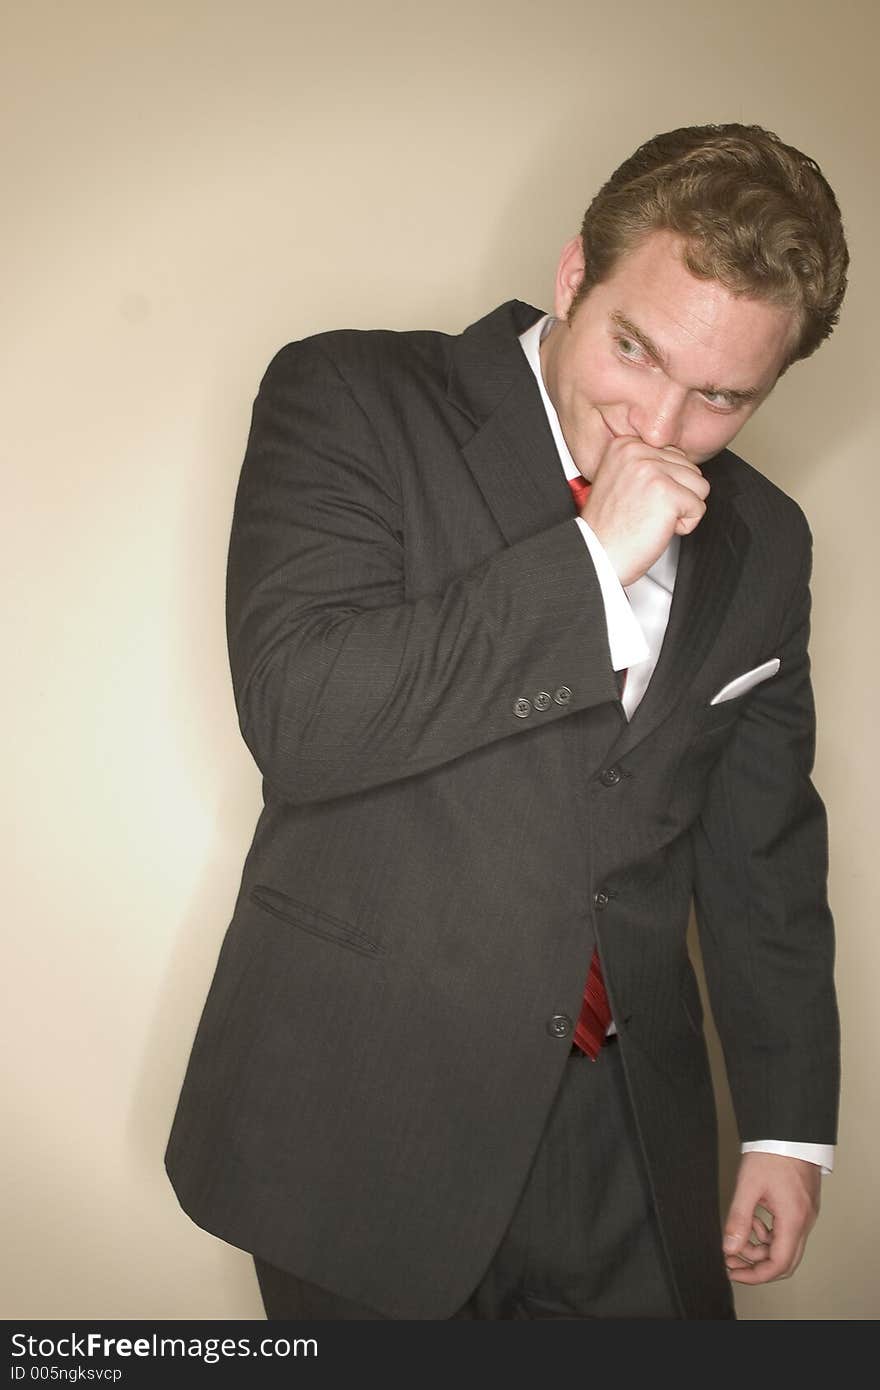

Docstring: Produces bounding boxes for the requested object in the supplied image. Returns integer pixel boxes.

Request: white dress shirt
[519,314,833,1174]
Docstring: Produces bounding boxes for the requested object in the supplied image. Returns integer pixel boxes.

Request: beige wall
[4,0,877,1319]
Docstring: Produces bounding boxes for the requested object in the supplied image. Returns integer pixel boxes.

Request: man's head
[573,123,848,370]
[539,124,848,477]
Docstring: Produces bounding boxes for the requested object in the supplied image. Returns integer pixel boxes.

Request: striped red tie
[567,473,614,1059]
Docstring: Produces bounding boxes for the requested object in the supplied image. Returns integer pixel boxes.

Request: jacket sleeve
[690,524,839,1144]
[225,339,621,805]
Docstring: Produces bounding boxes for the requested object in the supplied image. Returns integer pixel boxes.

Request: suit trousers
[254,1039,683,1319]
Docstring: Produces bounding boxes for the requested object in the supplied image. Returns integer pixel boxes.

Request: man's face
[539,229,799,478]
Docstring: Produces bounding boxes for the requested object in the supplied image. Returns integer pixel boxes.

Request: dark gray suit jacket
[165,300,839,1319]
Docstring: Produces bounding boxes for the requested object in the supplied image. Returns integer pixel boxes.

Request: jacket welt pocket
[690,704,740,744]
[249,885,382,958]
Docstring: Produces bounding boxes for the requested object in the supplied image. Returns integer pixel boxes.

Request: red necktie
[568,472,592,513]
[567,473,614,1059]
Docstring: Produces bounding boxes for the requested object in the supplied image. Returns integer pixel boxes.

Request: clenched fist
[578,430,710,587]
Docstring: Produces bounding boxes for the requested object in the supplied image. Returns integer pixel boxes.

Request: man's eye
[703,391,732,408]
[617,337,641,358]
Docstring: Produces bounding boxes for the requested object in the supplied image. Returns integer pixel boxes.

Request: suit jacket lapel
[448,301,577,545]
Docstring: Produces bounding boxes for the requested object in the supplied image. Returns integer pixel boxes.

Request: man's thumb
[723,1209,751,1253]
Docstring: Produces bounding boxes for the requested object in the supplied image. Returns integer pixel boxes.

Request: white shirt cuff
[575,518,649,671]
[741,1140,834,1175]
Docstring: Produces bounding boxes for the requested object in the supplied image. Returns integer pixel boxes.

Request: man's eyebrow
[698,381,762,404]
[610,312,668,368]
[609,310,762,403]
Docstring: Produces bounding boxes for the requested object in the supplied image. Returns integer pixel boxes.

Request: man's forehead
[599,233,797,383]
[604,235,747,333]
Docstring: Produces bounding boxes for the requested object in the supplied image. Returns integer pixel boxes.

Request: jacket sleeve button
[513,697,532,718]
[534,691,552,711]
[553,686,572,705]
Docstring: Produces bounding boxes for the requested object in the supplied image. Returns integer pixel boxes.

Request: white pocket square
[709,658,781,706]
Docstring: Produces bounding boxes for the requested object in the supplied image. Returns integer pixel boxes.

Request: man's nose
[627,383,687,450]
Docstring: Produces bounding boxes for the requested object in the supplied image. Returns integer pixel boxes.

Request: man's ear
[553,236,587,319]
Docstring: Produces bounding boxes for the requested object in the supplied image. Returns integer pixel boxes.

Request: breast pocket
[671,699,743,812]
[690,700,742,745]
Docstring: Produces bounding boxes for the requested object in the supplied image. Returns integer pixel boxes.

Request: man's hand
[578,429,710,587]
[723,1152,822,1284]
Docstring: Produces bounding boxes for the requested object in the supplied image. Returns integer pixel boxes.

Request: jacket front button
[513,697,532,718]
[594,890,610,910]
[554,686,572,705]
[534,691,552,711]
[600,766,622,786]
[546,1013,573,1039]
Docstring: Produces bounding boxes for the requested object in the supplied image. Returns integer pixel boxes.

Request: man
[165,124,846,1319]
